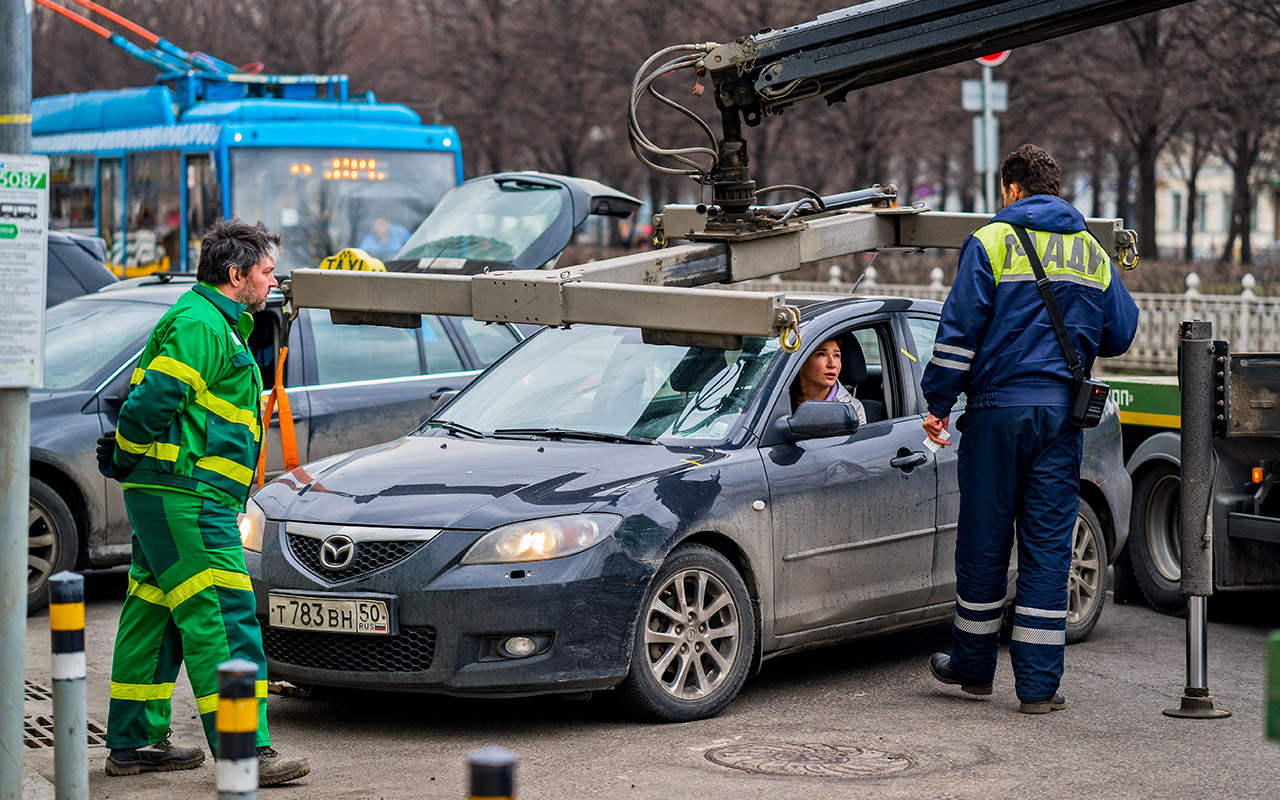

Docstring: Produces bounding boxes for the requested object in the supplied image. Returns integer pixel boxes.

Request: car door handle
[890,452,928,470]
[429,387,456,400]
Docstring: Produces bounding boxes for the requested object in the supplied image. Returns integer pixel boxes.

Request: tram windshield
[230,147,457,273]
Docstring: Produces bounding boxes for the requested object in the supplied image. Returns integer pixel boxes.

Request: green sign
[0,170,47,190]
[0,223,16,239]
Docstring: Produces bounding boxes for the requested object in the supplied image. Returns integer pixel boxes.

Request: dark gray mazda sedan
[245,294,1131,722]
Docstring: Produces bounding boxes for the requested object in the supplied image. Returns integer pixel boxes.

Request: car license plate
[267,594,391,635]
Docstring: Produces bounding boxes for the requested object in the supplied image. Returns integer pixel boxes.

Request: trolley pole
[49,573,88,800]
[0,1,33,797]
[467,747,516,800]
[1164,320,1230,719]
[217,660,260,800]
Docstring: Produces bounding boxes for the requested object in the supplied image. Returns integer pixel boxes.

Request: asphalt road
[20,569,1280,799]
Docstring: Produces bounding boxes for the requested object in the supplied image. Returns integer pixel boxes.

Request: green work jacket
[113,282,263,511]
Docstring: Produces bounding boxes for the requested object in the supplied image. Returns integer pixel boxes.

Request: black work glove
[96,431,119,481]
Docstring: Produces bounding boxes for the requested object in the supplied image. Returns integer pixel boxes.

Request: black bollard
[216,659,260,800]
[468,747,516,799]
[50,571,88,800]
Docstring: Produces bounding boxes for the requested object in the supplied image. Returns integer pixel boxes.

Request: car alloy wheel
[1065,500,1108,643]
[619,544,754,722]
[28,479,78,614]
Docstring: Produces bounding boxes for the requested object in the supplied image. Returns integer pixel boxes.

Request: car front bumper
[246,532,655,697]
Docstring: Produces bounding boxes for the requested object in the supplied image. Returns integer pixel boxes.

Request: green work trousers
[106,487,270,753]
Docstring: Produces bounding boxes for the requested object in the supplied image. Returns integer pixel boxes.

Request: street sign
[975,51,1011,67]
[962,79,1008,112]
[0,154,49,388]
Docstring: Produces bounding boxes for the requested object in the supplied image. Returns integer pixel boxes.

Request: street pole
[982,64,996,214]
[0,0,33,797]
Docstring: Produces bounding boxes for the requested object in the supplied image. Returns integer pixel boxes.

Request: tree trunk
[1135,126,1159,263]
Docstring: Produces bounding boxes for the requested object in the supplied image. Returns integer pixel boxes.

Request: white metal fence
[730,269,1280,374]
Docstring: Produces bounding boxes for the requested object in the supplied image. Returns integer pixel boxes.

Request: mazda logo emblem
[320,534,356,571]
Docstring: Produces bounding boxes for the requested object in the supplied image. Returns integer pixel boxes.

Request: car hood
[257,433,717,530]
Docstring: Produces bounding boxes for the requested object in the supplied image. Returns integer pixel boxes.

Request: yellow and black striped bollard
[468,747,516,799]
[216,659,259,799]
[49,571,88,800]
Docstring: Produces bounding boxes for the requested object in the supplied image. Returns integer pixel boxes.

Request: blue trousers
[949,406,1083,703]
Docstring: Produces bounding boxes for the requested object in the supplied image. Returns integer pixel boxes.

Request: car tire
[1065,499,1107,643]
[28,479,79,614]
[1128,462,1185,616]
[618,544,755,723]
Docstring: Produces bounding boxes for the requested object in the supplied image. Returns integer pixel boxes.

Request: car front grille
[261,622,436,672]
[287,534,425,582]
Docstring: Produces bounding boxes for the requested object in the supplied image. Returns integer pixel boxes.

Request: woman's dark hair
[196,218,283,285]
[1000,144,1060,198]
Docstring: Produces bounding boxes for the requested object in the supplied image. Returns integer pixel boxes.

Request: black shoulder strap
[1010,224,1085,382]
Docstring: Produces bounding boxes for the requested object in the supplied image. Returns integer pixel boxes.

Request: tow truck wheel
[1128,462,1185,615]
[618,544,754,722]
[29,479,79,614]
[1066,500,1107,643]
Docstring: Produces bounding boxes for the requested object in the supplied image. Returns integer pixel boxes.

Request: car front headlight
[461,514,621,565]
[238,498,266,552]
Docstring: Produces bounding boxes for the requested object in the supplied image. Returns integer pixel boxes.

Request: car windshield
[43,299,168,390]
[433,326,780,444]
[397,178,564,264]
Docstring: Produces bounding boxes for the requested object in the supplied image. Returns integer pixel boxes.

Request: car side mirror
[430,390,459,414]
[776,400,860,441]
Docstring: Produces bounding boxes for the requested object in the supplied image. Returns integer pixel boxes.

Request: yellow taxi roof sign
[318,248,386,272]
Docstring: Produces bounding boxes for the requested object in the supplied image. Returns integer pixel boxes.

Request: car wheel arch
[29,460,90,568]
[660,530,764,676]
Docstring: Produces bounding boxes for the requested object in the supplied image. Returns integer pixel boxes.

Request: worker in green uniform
[96,218,309,786]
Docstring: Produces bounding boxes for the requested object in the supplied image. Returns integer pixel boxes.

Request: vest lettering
[1067,235,1087,272]
[1044,233,1064,271]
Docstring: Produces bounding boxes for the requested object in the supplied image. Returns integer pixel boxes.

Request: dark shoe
[105,738,205,775]
[928,652,993,696]
[1019,693,1067,714]
[257,746,310,786]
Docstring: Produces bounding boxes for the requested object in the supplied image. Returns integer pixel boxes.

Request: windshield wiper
[426,420,485,438]
[492,427,653,445]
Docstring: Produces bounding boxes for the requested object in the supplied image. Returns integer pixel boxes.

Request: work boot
[928,652,993,696]
[1019,693,1067,714]
[105,738,205,775]
[257,746,310,786]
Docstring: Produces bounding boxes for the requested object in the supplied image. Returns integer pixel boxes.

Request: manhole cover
[706,742,915,777]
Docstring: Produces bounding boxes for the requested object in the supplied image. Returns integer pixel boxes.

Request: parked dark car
[246,294,1131,721]
[27,273,522,612]
[46,231,116,306]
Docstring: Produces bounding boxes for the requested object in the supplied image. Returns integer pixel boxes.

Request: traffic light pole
[0,2,33,795]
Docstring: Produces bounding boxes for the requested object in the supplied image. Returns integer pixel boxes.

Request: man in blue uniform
[921,144,1139,713]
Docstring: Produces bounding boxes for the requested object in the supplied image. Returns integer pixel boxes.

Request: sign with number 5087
[0,170,47,190]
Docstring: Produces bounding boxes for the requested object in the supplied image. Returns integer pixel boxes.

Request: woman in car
[790,337,867,423]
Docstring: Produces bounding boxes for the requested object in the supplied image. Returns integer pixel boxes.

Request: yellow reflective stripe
[148,442,179,461]
[196,455,254,487]
[116,432,150,455]
[130,367,145,385]
[197,692,220,716]
[166,568,253,610]
[196,391,261,441]
[148,355,207,392]
[127,577,168,607]
[212,569,253,592]
[111,681,176,701]
[256,680,269,699]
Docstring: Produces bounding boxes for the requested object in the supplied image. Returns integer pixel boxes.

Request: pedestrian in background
[97,218,310,784]
[920,144,1139,713]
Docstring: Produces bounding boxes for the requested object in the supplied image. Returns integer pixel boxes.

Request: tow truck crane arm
[289,0,1190,345]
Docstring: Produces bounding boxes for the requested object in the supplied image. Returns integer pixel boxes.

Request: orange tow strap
[257,345,299,488]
